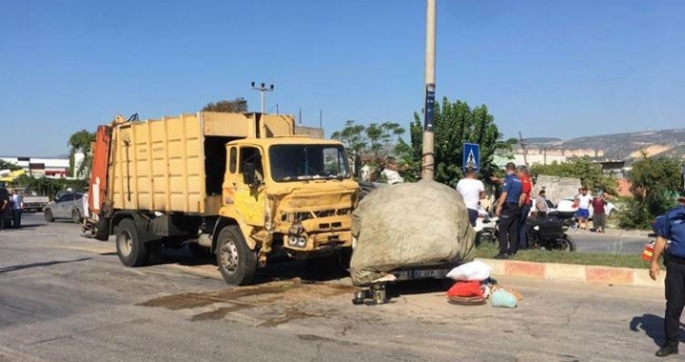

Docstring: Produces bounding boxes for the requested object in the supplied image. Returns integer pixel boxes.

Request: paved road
[571,230,649,255]
[0,213,672,361]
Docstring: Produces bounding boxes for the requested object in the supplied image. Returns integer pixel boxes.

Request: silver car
[44,192,85,223]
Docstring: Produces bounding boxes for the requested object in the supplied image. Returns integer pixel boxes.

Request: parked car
[556,197,618,219]
[44,192,85,223]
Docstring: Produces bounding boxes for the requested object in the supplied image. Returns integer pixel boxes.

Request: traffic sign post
[463,143,480,172]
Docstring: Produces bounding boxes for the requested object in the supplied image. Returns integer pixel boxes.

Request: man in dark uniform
[495,163,523,259]
[650,195,685,357]
[0,182,9,232]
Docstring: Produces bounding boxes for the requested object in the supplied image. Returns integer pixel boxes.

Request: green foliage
[12,175,88,200]
[396,98,516,186]
[529,157,617,195]
[0,159,21,171]
[202,98,249,113]
[331,120,406,161]
[68,130,95,179]
[618,154,682,229]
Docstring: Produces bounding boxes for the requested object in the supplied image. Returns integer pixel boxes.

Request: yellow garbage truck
[86,111,358,285]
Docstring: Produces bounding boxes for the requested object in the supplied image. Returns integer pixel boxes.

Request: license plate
[394,268,450,280]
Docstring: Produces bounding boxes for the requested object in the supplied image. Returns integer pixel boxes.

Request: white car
[556,197,618,219]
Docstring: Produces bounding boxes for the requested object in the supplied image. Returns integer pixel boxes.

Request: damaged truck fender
[210,212,257,252]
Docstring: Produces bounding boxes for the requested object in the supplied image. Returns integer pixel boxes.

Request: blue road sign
[463,143,480,172]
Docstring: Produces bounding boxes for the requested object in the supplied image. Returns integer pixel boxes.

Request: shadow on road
[0,257,92,275]
[630,313,685,347]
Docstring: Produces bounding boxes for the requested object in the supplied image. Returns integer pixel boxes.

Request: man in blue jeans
[495,163,523,259]
[10,189,22,228]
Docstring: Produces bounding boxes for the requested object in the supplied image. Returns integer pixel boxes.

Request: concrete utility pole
[251,82,274,114]
[519,131,528,166]
[421,0,437,181]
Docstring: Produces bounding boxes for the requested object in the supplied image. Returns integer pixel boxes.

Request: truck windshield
[269,144,350,182]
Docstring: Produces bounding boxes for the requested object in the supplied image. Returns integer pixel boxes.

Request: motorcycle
[474,206,498,245]
[490,214,576,252]
[524,216,576,252]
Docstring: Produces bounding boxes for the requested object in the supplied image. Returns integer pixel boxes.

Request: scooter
[491,215,576,252]
[524,216,576,252]
[474,206,498,244]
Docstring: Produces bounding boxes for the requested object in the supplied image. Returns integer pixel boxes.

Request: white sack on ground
[350,180,476,287]
[446,260,492,281]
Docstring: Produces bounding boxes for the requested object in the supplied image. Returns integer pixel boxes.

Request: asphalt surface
[0,213,674,362]
[571,230,649,255]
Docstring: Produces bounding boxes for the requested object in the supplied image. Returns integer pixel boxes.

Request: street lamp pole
[251,82,275,113]
[421,0,437,181]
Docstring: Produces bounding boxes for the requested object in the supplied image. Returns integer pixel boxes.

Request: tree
[396,98,517,186]
[202,98,248,113]
[529,157,617,195]
[331,120,406,177]
[68,130,95,179]
[619,153,682,229]
[13,175,88,199]
[0,159,21,171]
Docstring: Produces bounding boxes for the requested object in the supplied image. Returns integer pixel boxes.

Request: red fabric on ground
[446,281,484,298]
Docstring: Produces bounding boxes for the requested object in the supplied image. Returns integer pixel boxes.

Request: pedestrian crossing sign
[463,143,480,172]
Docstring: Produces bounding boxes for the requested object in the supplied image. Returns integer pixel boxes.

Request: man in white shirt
[575,187,593,231]
[10,189,23,228]
[456,168,485,227]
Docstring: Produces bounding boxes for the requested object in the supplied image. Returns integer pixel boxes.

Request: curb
[477,258,664,289]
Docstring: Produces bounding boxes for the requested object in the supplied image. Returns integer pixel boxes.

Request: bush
[618,154,682,229]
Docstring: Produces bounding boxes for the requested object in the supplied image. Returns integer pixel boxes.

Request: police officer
[650,195,685,357]
[495,163,523,259]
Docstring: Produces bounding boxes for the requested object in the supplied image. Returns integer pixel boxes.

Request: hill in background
[522,129,685,162]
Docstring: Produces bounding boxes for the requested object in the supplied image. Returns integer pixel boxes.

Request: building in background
[0,152,84,179]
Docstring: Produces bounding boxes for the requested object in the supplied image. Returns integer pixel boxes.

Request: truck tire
[72,209,82,224]
[44,209,54,222]
[216,226,257,286]
[115,218,149,267]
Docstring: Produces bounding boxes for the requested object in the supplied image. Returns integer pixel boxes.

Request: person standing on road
[456,167,485,227]
[535,189,549,219]
[494,163,522,259]
[10,189,23,229]
[591,192,607,233]
[575,187,592,231]
[0,183,9,232]
[517,166,532,249]
[649,195,685,357]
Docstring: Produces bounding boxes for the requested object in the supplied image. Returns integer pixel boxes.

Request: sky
[2,0,685,156]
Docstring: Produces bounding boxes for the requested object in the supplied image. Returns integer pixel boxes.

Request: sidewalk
[478,257,664,289]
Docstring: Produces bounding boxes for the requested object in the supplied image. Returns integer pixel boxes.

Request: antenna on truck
[127,113,139,123]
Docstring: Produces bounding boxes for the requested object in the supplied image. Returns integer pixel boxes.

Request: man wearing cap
[650,194,685,357]
[494,163,523,259]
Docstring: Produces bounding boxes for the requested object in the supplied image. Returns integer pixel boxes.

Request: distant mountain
[521,129,685,161]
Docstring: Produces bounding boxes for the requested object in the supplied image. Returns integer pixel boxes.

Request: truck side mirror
[243,162,257,186]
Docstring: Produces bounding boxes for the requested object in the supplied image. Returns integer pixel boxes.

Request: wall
[532,175,582,204]
[294,126,324,139]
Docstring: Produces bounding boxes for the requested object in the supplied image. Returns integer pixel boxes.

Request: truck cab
[213,137,358,284]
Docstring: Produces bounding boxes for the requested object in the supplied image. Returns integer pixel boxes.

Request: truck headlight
[296,236,307,247]
[288,235,298,246]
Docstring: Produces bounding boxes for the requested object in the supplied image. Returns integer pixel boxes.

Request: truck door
[233,146,267,226]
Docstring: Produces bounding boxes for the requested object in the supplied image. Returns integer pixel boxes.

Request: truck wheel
[115,218,149,267]
[216,226,257,286]
[72,209,82,224]
[44,209,54,222]
[188,243,211,259]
